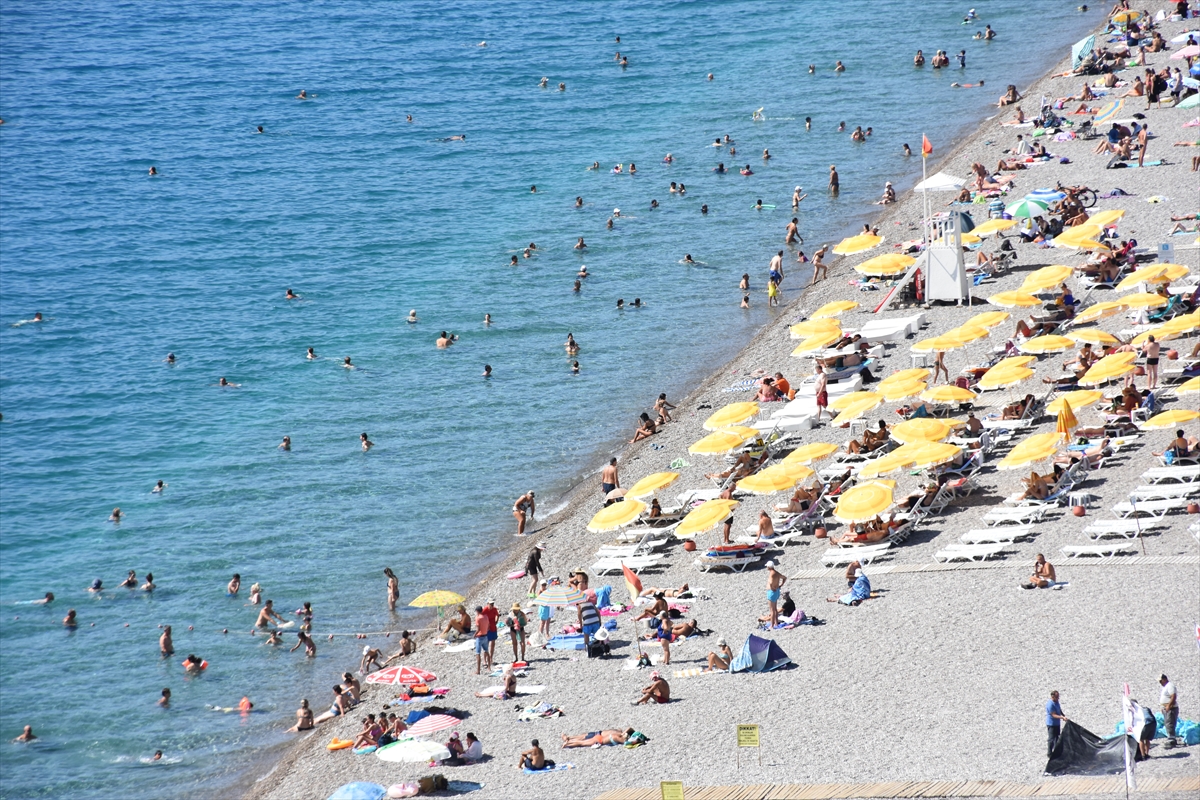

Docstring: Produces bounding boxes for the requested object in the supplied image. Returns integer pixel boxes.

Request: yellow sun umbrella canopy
[998,432,1063,470]
[1078,351,1136,386]
[879,378,928,402]
[676,498,739,537]
[1055,404,1079,441]
[736,463,815,495]
[1056,223,1103,245]
[1131,312,1200,345]
[921,385,977,404]
[1122,292,1168,309]
[831,394,885,425]
[625,471,680,499]
[1046,389,1104,415]
[1018,335,1076,355]
[688,426,758,454]
[792,330,842,355]
[1116,264,1189,291]
[830,390,884,411]
[782,441,840,465]
[972,218,1018,236]
[912,326,987,353]
[966,311,1011,330]
[1141,409,1200,430]
[854,253,914,276]
[586,499,648,532]
[1073,300,1127,324]
[988,291,1043,308]
[879,368,931,389]
[858,444,922,479]
[1020,265,1074,293]
[1175,376,1200,397]
[891,418,955,444]
[703,402,760,431]
[833,481,895,523]
[832,233,883,255]
[978,365,1035,390]
[1087,208,1126,228]
[992,355,1037,370]
[908,440,963,469]
[1067,328,1121,346]
[790,318,841,339]
[810,300,860,319]
[409,590,466,609]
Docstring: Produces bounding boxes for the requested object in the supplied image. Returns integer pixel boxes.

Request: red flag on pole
[922,134,933,157]
[622,561,643,604]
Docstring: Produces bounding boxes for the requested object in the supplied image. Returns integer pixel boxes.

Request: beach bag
[417,775,448,793]
[637,652,653,668]
[587,640,610,658]
[408,683,431,696]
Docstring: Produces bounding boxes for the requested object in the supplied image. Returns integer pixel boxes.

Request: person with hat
[765,561,786,626]
[634,671,670,705]
[507,603,529,663]
[1160,674,1178,748]
[705,637,734,672]
[525,542,546,597]
[880,181,896,205]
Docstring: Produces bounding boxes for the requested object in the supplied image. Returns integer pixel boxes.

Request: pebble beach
[247,10,1200,800]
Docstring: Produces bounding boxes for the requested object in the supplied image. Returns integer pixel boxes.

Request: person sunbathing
[633,593,668,622]
[561,728,634,748]
[1054,438,1110,468]
[630,413,657,442]
[705,637,734,671]
[1153,429,1198,460]
[899,484,941,513]
[634,672,670,704]
[1075,420,1139,437]
[705,451,760,481]
[667,618,700,638]
[998,85,1021,106]
[755,377,781,402]
[475,665,518,699]
[1020,471,1051,501]
[776,483,820,513]
[848,420,889,454]
[352,715,384,749]
[1000,394,1035,420]
[996,157,1027,172]
[1021,553,1057,589]
[829,517,890,546]
[639,583,690,598]
[441,606,472,638]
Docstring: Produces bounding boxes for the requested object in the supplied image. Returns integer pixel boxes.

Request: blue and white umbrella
[1026,188,1066,205]
[1071,35,1095,69]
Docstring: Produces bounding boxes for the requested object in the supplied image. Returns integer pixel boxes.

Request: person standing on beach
[473,606,490,675]
[513,491,535,536]
[932,350,949,384]
[1045,690,1067,757]
[811,245,829,283]
[601,458,620,497]
[525,542,545,597]
[536,581,553,640]
[765,561,786,626]
[815,364,830,422]
[1160,675,1178,748]
[482,599,500,663]
[384,567,399,611]
[828,165,840,195]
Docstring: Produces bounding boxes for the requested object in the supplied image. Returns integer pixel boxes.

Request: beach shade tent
[409,590,465,611]
[729,634,792,674]
[834,480,896,523]
[1078,352,1136,387]
[1142,409,1200,429]
[782,441,840,465]
[1046,389,1104,415]
[703,402,760,431]
[998,432,1063,470]
[365,665,437,687]
[586,499,647,532]
[1018,335,1076,355]
[790,318,841,338]
[978,365,1035,390]
[988,291,1042,309]
[376,740,454,764]
[791,330,842,355]
[534,585,586,606]
[1045,720,1136,777]
[1005,198,1049,219]
[891,418,955,444]
[1072,300,1127,324]
[1120,292,1168,310]
[1020,265,1074,293]
[830,390,885,411]
[914,171,966,192]
[832,233,883,255]
[327,782,388,800]
[1066,328,1120,346]
[878,379,928,402]
[854,253,914,276]
[688,426,758,455]
[1087,208,1126,228]
[831,394,885,425]
[971,218,1018,237]
[675,498,740,537]
[625,471,680,499]
[736,463,814,495]
[1071,34,1095,69]
[810,300,859,319]
[1175,376,1200,397]
[878,368,931,389]
[920,385,977,404]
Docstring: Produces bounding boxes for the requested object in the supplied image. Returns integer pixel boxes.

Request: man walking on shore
[815,364,831,423]
[1160,674,1178,748]
[601,458,620,497]
[1045,690,1067,757]
[765,561,786,626]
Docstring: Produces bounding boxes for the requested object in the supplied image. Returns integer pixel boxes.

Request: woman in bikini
[561,728,633,748]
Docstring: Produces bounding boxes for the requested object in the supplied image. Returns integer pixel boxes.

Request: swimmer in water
[266,629,283,645]
[31,592,54,605]
[360,432,374,451]
[482,364,492,378]
[714,163,726,173]
[588,161,599,170]
[285,288,299,300]
[616,299,624,309]
[148,166,158,176]
[151,751,163,761]
[539,77,548,88]
[575,196,583,207]
[663,153,673,163]
[837,121,846,132]
[217,377,240,388]
[228,574,241,594]
[13,726,36,743]
[290,631,316,657]
[343,357,354,369]
[572,361,580,374]
[632,298,642,307]
[279,436,291,451]
[578,266,588,278]
[792,187,807,208]
[558,82,565,91]
[700,204,708,214]
[950,80,984,88]
[441,134,466,141]
[712,138,722,148]
[683,254,696,264]
[669,182,677,193]
[575,237,587,250]
[158,689,171,707]
[808,64,815,74]
[63,609,77,627]
[89,579,104,593]
[510,255,519,266]
[903,143,912,156]
[119,571,137,588]
[707,73,713,81]
[650,199,658,209]
[628,163,636,174]
[762,148,771,160]
[530,185,537,193]
[142,573,155,591]
[307,347,316,360]
[741,165,754,175]
[484,313,492,326]
[109,509,121,523]
[297,90,308,99]
[564,333,579,355]
[620,56,628,67]
[754,199,764,210]
[164,352,175,364]
[612,164,623,173]
[835,61,845,72]
[256,600,284,628]
[606,218,613,230]
[407,309,418,323]
[573,279,581,292]
[678,183,685,194]
[152,480,166,494]
[406,114,413,122]
[752,108,765,121]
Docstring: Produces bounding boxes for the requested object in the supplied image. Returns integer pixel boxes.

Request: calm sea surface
[0,2,1097,797]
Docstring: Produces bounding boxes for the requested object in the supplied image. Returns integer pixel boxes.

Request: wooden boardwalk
[789,554,1200,580]
[595,775,1200,799]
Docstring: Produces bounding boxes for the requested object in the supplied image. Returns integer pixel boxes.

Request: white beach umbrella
[914,172,966,192]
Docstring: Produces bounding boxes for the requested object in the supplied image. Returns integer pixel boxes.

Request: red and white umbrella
[364,665,437,686]
[404,713,460,737]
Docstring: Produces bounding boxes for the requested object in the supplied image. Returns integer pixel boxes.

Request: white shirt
[1160,681,1177,708]
[463,739,483,761]
[1016,139,1031,155]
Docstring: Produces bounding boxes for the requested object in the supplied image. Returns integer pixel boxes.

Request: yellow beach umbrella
[909,441,963,469]
[811,300,860,319]
[1067,328,1121,346]
[703,402,760,431]
[625,471,680,499]
[1112,9,1143,23]
[1055,405,1078,441]
[1120,292,1167,310]
[879,368,931,389]
[675,498,739,537]
[790,318,841,339]
[941,232,982,245]
[879,379,928,402]
[831,394,885,425]
[1141,409,1200,430]
[1059,222,1103,240]
[998,432,1063,470]
[988,291,1042,308]
[1018,335,1076,355]
[688,426,758,455]
[972,218,1018,237]
[1133,312,1200,344]
[991,355,1037,371]
[1174,376,1200,397]
[954,325,991,344]
[921,385,977,404]
[1073,300,1127,324]
[891,418,953,444]
[833,481,895,523]
[782,441,839,465]
[1078,352,1137,387]
[737,463,815,495]
[912,329,975,353]
[1020,265,1074,293]
[830,390,884,411]
[409,590,466,609]
[586,499,648,532]
[1046,389,1103,415]
[978,365,1035,390]
[791,330,842,355]
[858,444,921,479]
[833,233,883,255]
[1116,265,1170,291]
[1151,264,1191,282]
[1088,208,1126,228]
[854,253,913,276]
[966,310,1011,330]
[1055,237,1110,252]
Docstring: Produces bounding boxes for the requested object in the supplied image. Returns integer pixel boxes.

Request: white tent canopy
[915,171,966,192]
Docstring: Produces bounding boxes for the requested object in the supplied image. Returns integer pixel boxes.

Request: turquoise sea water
[0,3,1098,797]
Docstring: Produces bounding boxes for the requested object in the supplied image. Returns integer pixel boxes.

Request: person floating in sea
[285,288,299,300]
[360,432,373,451]
[296,90,308,99]
[217,377,240,388]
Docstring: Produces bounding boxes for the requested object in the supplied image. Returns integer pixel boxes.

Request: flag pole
[921,132,929,246]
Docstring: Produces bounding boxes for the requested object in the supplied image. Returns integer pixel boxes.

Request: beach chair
[1110,498,1191,519]
[1061,542,1139,559]
[1083,519,1166,540]
[734,528,808,548]
[820,542,891,567]
[960,526,1033,545]
[589,555,664,576]
[1140,465,1200,484]
[693,553,761,573]
[596,530,672,559]
[933,543,1009,563]
[983,506,1048,526]
[1128,483,1200,502]
[614,520,682,543]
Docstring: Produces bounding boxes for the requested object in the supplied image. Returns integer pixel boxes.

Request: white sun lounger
[983,506,1047,526]
[1111,498,1191,519]
[735,529,807,547]
[933,543,1008,563]
[1129,483,1200,501]
[820,543,891,567]
[960,527,1033,544]
[1140,465,1200,484]
[1061,542,1139,559]
[614,520,681,543]
[590,555,664,575]
[693,553,761,573]
[1084,519,1166,539]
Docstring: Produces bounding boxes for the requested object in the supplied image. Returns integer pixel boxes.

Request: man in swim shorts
[473,606,490,675]
[482,599,500,663]
[765,561,787,626]
[601,457,619,497]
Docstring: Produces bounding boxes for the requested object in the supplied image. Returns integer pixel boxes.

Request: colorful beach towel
[523,763,574,774]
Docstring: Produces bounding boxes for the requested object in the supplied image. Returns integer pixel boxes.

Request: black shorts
[1146,357,1159,366]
